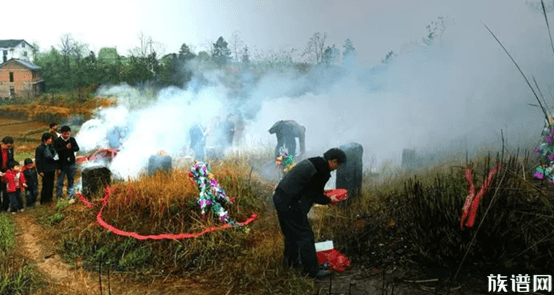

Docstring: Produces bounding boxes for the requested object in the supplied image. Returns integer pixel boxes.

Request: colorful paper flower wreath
[188,162,237,225]
[533,121,554,183]
[275,149,296,173]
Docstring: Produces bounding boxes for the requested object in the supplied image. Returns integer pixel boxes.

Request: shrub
[49,212,65,225]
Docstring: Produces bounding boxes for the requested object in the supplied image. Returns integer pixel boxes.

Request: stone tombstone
[148,155,173,175]
[81,166,112,199]
[401,148,417,171]
[336,142,363,205]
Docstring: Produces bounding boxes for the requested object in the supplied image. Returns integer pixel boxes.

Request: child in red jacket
[1,161,25,213]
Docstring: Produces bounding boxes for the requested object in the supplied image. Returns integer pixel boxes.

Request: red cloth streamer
[460,163,501,230]
[94,186,258,240]
[316,249,351,273]
[76,192,95,208]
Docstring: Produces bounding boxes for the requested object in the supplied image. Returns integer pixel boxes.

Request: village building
[0,58,45,100]
[0,39,36,63]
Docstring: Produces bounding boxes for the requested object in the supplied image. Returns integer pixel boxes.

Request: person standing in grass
[272,148,347,279]
[36,133,58,205]
[0,136,15,212]
[53,126,79,202]
[1,161,25,213]
[22,158,38,208]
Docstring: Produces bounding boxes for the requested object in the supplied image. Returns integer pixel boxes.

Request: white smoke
[77,1,554,178]
[77,84,228,179]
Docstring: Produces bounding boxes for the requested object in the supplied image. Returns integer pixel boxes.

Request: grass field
[0,99,553,294]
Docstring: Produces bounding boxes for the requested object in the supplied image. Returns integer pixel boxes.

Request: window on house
[9,87,15,98]
[9,72,14,82]
[22,43,25,48]
[23,51,27,57]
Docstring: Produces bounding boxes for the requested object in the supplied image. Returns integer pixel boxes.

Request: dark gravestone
[401,148,417,171]
[337,142,363,204]
[82,166,111,199]
[148,155,173,175]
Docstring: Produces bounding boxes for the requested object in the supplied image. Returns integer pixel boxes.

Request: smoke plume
[77,1,554,178]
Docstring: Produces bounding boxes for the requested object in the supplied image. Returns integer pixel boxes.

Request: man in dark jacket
[35,133,58,205]
[269,120,306,159]
[273,148,347,278]
[0,136,15,211]
[53,126,80,201]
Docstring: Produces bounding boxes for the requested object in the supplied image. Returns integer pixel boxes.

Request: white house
[0,40,36,64]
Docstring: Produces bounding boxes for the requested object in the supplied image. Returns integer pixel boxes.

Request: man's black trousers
[40,172,55,204]
[275,206,319,277]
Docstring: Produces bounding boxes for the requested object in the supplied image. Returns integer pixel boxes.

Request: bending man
[269,120,306,158]
[273,148,347,278]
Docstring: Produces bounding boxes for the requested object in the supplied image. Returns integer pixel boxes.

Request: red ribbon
[460,163,501,230]
[76,192,95,208]
[77,186,258,240]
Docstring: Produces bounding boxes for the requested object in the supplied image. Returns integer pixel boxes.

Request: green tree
[98,47,120,65]
[122,53,158,86]
[97,47,122,85]
[321,45,339,66]
[178,43,196,61]
[158,53,180,87]
[212,36,232,68]
[342,38,356,66]
[57,33,89,91]
[34,47,65,92]
[241,46,250,68]
[154,43,196,88]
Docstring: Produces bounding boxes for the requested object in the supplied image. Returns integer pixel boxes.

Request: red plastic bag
[324,188,348,203]
[316,249,351,273]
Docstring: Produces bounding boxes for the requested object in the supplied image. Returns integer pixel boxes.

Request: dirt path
[11,211,214,295]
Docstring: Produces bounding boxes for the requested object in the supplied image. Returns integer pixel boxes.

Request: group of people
[189,118,307,163]
[189,115,238,161]
[0,123,80,214]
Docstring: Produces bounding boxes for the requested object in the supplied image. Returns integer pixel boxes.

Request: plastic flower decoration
[533,117,554,183]
[275,149,296,174]
[189,162,238,224]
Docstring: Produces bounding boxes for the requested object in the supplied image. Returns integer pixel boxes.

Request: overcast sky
[4,0,548,65]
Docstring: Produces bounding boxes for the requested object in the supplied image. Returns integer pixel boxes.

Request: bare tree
[228,31,245,62]
[58,33,88,59]
[128,31,166,57]
[301,32,327,64]
[201,38,215,53]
